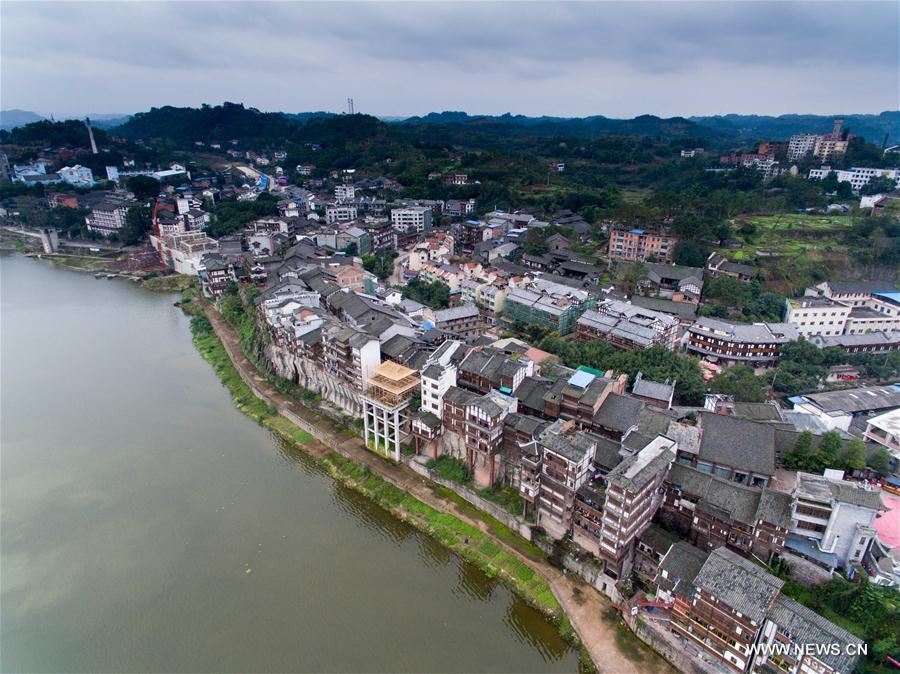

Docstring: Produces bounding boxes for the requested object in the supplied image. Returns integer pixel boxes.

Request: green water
[0,255,578,673]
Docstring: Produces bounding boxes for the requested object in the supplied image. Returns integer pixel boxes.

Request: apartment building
[321,323,381,394]
[534,420,599,539]
[788,472,886,571]
[419,340,466,417]
[334,184,355,200]
[784,297,852,338]
[391,206,433,233]
[788,119,849,161]
[325,205,358,224]
[608,227,678,264]
[360,217,397,252]
[660,463,791,562]
[589,436,675,580]
[504,279,594,336]
[686,317,799,368]
[577,301,679,351]
[430,304,483,343]
[86,200,130,236]
[808,166,900,193]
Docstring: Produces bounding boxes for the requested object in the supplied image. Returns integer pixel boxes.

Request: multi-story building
[456,346,530,395]
[685,317,799,368]
[810,330,900,354]
[321,323,381,398]
[587,436,675,580]
[788,119,850,161]
[576,301,679,351]
[325,205,358,224]
[418,340,465,417]
[445,198,477,217]
[784,296,852,338]
[808,166,900,193]
[57,164,94,186]
[608,227,678,264]
[391,206,433,233]
[443,173,469,185]
[360,217,396,252]
[197,253,238,297]
[534,420,599,539]
[660,462,791,562]
[788,472,886,571]
[863,408,900,456]
[334,184,355,201]
[504,279,594,336]
[86,200,130,236]
[430,304,483,343]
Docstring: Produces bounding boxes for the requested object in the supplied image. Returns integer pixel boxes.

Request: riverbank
[188,293,673,674]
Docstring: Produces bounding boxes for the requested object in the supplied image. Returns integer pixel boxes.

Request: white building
[86,201,129,236]
[391,206,433,233]
[419,340,465,417]
[335,184,355,201]
[788,134,819,161]
[808,166,900,193]
[789,472,885,571]
[784,297,852,338]
[863,408,900,457]
[57,165,95,186]
[325,205,358,224]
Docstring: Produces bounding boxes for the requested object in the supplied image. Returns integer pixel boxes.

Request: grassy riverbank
[141,274,195,293]
[187,312,592,662]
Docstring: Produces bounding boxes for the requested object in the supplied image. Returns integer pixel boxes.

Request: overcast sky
[2,1,898,119]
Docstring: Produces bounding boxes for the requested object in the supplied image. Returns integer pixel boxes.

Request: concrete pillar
[363,399,370,447]
[393,408,400,462]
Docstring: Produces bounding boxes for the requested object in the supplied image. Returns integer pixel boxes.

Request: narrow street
[203,304,673,674]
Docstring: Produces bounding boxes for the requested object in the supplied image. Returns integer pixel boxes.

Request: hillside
[1,109,44,130]
[690,111,900,145]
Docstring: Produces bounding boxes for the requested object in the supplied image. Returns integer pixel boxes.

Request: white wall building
[325,205,358,224]
[808,166,900,193]
[391,206,433,233]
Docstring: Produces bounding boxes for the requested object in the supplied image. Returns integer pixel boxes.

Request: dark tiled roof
[769,595,863,673]
[592,393,644,433]
[656,541,708,598]
[693,547,783,623]
[637,524,679,557]
[698,412,775,476]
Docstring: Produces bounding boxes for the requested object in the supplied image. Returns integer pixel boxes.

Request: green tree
[709,364,767,402]
[119,205,151,245]
[817,432,843,469]
[705,274,752,309]
[865,446,892,476]
[617,262,646,296]
[784,431,814,470]
[127,175,161,203]
[841,437,867,472]
[673,239,707,267]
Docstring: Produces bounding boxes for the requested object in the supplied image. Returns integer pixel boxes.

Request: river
[0,255,579,673]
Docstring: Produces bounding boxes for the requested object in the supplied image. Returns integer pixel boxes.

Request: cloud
[1,1,897,117]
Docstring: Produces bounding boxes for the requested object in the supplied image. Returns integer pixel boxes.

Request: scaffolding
[363,361,420,461]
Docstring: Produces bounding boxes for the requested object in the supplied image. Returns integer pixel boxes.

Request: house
[608,226,678,264]
[788,472,886,571]
[639,262,704,304]
[429,304,483,343]
[576,300,679,351]
[686,317,799,369]
[631,372,675,409]
[706,252,755,282]
[503,279,594,336]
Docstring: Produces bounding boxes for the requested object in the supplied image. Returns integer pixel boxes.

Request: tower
[832,117,844,140]
[85,117,99,154]
[347,98,354,115]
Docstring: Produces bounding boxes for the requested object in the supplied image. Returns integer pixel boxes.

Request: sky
[2,1,898,119]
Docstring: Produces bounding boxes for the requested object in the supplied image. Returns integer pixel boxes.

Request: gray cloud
[2,1,897,118]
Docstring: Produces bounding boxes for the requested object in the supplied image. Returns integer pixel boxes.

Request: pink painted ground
[874,493,900,548]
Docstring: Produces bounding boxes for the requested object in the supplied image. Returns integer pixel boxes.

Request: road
[388,251,410,287]
[233,164,276,193]
[203,303,674,674]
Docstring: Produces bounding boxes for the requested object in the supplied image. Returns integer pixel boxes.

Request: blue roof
[629,229,644,235]
[422,320,434,330]
[567,370,596,389]
[786,535,838,568]
[874,291,900,304]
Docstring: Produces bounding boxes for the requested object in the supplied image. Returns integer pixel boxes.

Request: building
[419,340,465,417]
[335,184,355,201]
[660,462,791,562]
[791,282,900,337]
[590,436,675,579]
[790,384,900,432]
[576,301,679,351]
[631,372,675,409]
[810,330,900,354]
[863,408,900,456]
[504,279,594,336]
[57,164,94,186]
[363,361,420,462]
[788,472,886,571]
[640,262,704,304]
[86,200,130,236]
[788,119,850,161]
[197,253,238,297]
[685,317,799,368]
[808,166,900,193]
[445,198,476,217]
[391,206,433,233]
[784,297,852,338]
[325,205,358,224]
[670,547,784,672]
[456,346,530,396]
[706,252,755,282]
[534,420,599,539]
[430,304,483,343]
[608,227,678,264]
[322,324,381,397]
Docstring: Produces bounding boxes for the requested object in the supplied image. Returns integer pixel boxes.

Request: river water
[0,255,579,673]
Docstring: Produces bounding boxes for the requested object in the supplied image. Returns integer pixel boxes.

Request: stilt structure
[363,361,419,462]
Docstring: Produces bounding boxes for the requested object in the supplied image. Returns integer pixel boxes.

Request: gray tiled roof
[592,394,644,433]
[656,541,708,598]
[632,376,675,403]
[698,412,776,476]
[693,547,783,623]
[637,523,679,557]
[768,595,864,673]
[800,384,900,415]
[605,437,674,493]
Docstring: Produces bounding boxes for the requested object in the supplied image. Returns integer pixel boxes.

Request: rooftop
[694,547,784,623]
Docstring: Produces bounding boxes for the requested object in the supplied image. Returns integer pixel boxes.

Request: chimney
[832,118,844,141]
[85,117,98,155]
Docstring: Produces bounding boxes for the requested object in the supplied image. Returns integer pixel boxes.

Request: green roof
[576,365,604,377]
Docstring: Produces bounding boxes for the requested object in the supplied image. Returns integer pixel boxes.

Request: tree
[865,446,892,476]
[860,176,897,196]
[709,364,767,402]
[127,175,161,203]
[674,239,707,267]
[705,275,752,309]
[784,430,814,470]
[817,432,843,469]
[119,205,151,245]
[841,438,866,472]
[361,251,397,280]
[617,262,646,296]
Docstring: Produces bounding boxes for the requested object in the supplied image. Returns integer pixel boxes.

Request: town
[1,105,899,674]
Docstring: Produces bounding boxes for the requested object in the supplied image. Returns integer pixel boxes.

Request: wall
[266,342,365,417]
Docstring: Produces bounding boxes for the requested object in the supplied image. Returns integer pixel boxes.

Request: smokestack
[85,117,98,155]
[832,118,843,141]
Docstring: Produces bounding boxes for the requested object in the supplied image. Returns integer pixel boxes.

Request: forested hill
[114,102,305,145]
[398,112,723,140]
[690,111,900,145]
